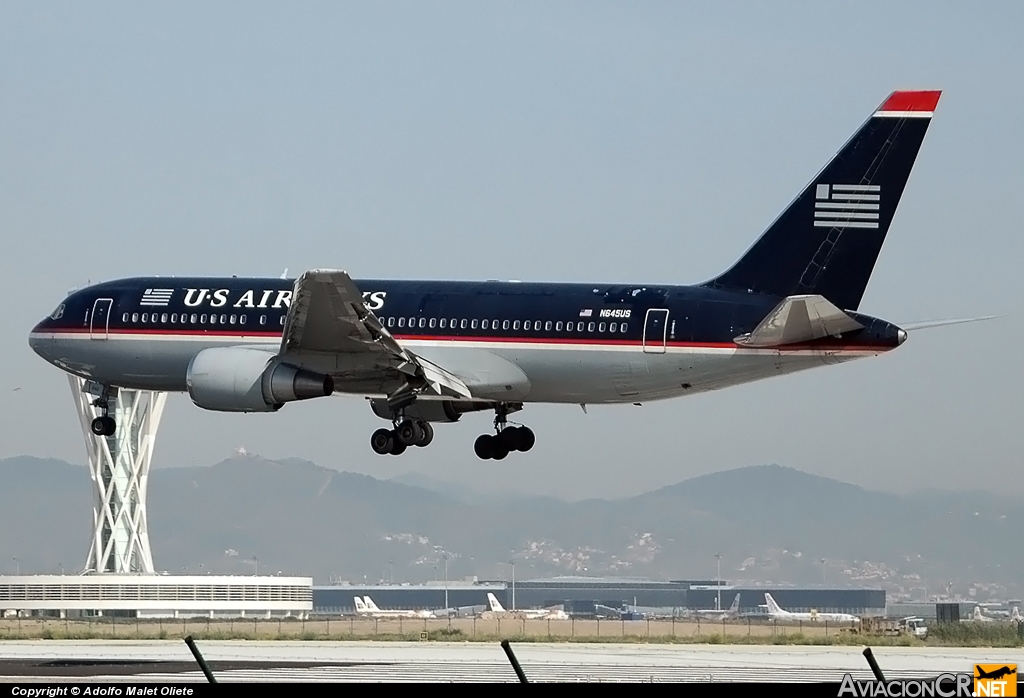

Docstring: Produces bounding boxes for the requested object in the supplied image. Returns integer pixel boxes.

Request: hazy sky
[2,3,1022,500]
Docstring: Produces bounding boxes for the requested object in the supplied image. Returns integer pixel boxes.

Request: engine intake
[187,347,333,412]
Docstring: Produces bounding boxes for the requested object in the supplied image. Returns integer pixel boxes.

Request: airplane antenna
[280,268,288,279]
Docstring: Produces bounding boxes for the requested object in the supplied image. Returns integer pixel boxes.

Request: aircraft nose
[28,321,45,356]
[897,328,908,346]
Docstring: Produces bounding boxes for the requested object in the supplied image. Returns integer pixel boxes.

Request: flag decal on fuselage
[140,289,174,306]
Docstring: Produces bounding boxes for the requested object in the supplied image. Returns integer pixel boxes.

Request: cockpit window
[49,304,65,321]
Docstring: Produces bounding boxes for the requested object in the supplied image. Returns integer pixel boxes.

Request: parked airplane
[354,595,435,619]
[486,592,569,620]
[965,606,1002,623]
[694,593,741,620]
[30,90,973,459]
[763,593,861,624]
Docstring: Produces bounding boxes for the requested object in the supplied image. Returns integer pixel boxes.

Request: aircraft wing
[279,269,472,400]
[734,294,863,348]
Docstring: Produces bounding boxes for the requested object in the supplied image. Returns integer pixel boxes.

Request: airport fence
[1,616,1018,645]
[0,615,877,643]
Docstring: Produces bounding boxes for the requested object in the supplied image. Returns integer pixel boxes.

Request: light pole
[252,555,258,576]
[13,558,18,576]
[715,554,721,611]
[59,562,64,576]
[821,558,826,586]
[509,560,516,611]
[389,559,393,585]
[443,553,449,612]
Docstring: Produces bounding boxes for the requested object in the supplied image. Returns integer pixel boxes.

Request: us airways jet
[31,90,951,460]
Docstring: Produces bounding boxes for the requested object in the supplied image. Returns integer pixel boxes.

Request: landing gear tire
[396,420,423,447]
[371,428,395,455]
[415,422,434,447]
[514,426,535,452]
[389,438,407,456]
[90,416,115,437]
[474,434,495,460]
[491,442,509,460]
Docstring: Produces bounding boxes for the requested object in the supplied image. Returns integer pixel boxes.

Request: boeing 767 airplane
[30,90,961,459]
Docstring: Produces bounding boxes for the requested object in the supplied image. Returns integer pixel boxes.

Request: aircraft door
[90,298,113,340]
[642,308,669,354]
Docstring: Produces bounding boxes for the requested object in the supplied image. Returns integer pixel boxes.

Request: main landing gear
[474,405,535,460]
[370,419,434,456]
[89,387,117,437]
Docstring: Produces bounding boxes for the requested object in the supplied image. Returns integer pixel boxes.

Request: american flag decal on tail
[814,184,880,229]
[140,288,174,306]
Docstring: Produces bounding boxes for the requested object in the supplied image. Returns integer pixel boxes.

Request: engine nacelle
[369,398,491,423]
[186,347,334,413]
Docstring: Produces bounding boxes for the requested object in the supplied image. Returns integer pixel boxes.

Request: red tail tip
[879,90,942,113]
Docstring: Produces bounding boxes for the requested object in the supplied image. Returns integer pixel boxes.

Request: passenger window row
[379,316,627,334]
[121,313,287,327]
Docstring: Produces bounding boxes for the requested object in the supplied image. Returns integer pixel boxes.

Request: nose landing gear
[88,385,117,437]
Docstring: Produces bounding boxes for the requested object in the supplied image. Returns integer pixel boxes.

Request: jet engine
[186,347,334,412]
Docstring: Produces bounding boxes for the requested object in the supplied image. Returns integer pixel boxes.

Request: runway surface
[1,641,1022,682]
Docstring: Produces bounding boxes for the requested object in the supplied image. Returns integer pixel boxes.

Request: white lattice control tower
[70,375,166,574]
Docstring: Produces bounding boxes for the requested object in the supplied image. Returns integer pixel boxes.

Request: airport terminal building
[313,577,886,617]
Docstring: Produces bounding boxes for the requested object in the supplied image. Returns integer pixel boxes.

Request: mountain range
[0,455,1019,596]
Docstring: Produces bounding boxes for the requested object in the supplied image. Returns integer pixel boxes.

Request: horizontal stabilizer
[898,315,1001,331]
[734,295,863,348]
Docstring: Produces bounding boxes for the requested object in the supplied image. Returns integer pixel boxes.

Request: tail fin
[363,596,380,612]
[1012,607,1021,622]
[728,593,740,614]
[487,593,505,613]
[764,593,784,615]
[705,90,941,311]
[354,596,367,613]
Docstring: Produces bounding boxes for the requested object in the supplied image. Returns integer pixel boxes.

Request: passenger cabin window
[599,322,606,332]
[240,315,246,324]
[481,320,489,330]
[280,316,285,326]
[122,313,129,322]
[566,321,573,331]
[230,314,237,324]
[449,318,456,328]
[460,319,467,329]
[171,313,178,323]
[439,319,446,329]
[210,315,217,325]
[161,313,168,323]
[191,314,198,323]
[259,315,266,325]
[387,317,394,327]
[141,313,148,322]
[545,321,552,331]
[471,319,478,329]
[524,321,531,330]
[220,314,227,324]
[513,320,520,330]
[621,323,628,333]
[418,318,425,329]
[588,322,595,332]
[132,313,139,323]
[398,318,405,328]
[200,314,208,323]
[429,318,436,328]
[502,320,510,330]
[610,322,617,332]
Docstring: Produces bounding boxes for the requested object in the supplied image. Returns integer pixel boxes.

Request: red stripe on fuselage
[34,327,895,352]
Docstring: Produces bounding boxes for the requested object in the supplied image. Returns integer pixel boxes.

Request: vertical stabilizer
[705,90,940,311]
[487,593,506,613]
